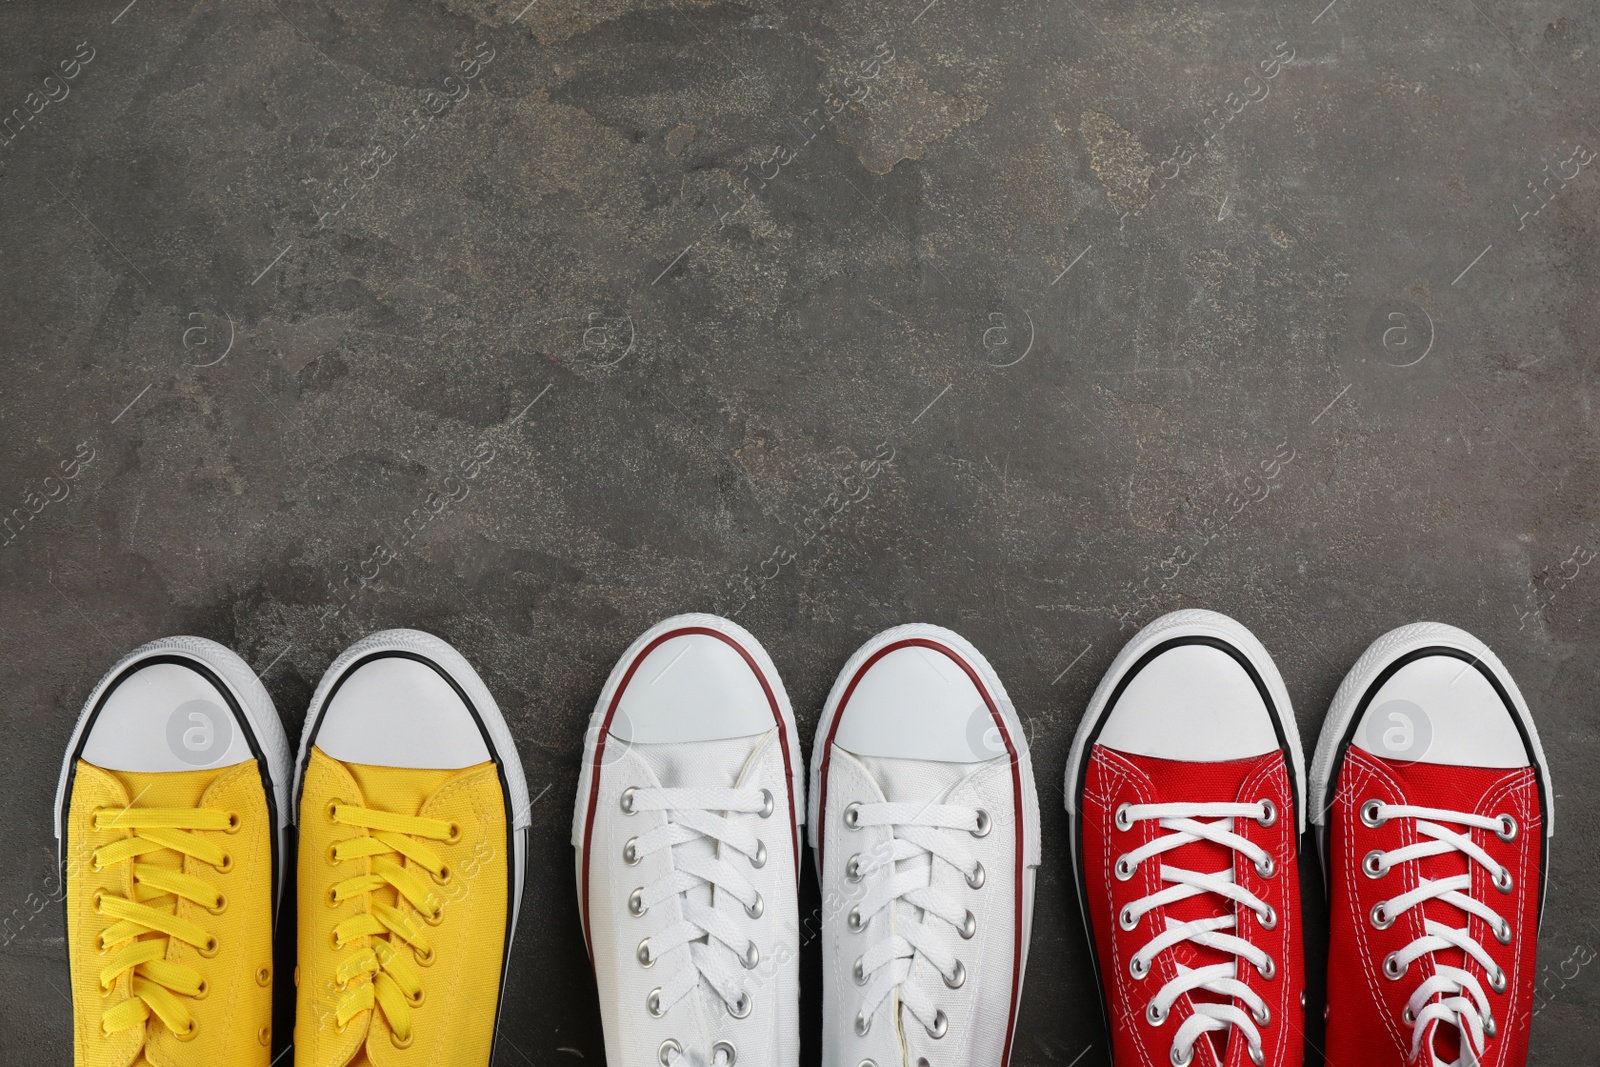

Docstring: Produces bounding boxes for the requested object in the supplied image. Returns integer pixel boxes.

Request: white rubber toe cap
[316,656,491,769]
[82,661,255,772]
[1098,643,1279,762]
[832,643,996,764]
[612,632,774,744]
[1352,654,1529,768]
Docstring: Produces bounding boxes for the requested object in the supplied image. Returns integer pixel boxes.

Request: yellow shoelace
[326,801,458,1047]
[92,805,237,1040]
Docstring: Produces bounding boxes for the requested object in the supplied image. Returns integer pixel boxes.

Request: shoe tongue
[1110,751,1268,984]
[1425,1017,1464,1064]
[1376,758,1509,979]
[632,734,771,915]
[104,766,233,940]
[340,762,463,915]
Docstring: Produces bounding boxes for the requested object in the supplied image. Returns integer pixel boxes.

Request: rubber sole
[571,612,805,958]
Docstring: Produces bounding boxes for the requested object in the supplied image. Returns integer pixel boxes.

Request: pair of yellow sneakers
[55,630,531,1067]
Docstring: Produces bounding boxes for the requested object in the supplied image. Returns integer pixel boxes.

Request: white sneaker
[573,614,805,1067]
[810,624,1040,1067]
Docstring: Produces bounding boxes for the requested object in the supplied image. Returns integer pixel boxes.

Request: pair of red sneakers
[1068,610,1552,1067]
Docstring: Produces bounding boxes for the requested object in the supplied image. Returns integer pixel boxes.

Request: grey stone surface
[1,0,1596,1064]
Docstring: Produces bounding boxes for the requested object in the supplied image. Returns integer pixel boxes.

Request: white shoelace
[1117,800,1280,1067]
[625,784,773,1049]
[846,801,988,1043]
[1362,802,1518,1067]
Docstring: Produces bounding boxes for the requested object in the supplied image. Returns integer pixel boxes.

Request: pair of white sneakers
[573,615,1042,1067]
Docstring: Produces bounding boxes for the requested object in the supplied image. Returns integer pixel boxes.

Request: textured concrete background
[1,0,1597,1064]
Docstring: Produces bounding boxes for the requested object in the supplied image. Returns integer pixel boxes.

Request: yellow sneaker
[55,636,292,1067]
[293,629,530,1067]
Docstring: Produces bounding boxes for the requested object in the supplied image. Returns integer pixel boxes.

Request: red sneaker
[1312,623,1553,1067]
[1068,610,1307,1067]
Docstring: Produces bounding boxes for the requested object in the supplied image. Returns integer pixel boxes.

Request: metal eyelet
[224,811,242,834]
[712,1040,737,1065]
[1257,956,1276,980]
[175,1019,200,1042]
[326,798,344,822]
[1496,814,1518,842]
[855,1010,872,1036]
[425,903,445,926]
[391,1030,414,1050]
[848,906,867,932]
[1383,953,1406,980]
[844,803,862,830]
[750,840,767,869]
[1371,901,1394,929]
[630,888,648,916]
[846,854,864,883]
[966,862,985,890]
[327,886,341,908]
[1120,905,1140,931]
[256,966,272,987]
[943,960,966,989]
[658,1039,682,1066]
[1115,856,1138,881]
[1130,955,1149,979]
[1494,867,1514,894]
[853,957,868,985]
[199,935,220,958]
[1171,1044,1194,1067]
[637,938,654,967]
[415,944,435,966]
[216,851,233,873]
[741,941,759,969]
[258,1024,271,1046]
[925,1009,948,1039]
[745,892,764,919]
[1495,919,1512,945]
[193,978,209,1000]
[623,838,641,865]
[1147,1000,1167,1025]
[1115,803,1134,831]
[1363,850,1388,878]
[1484,1015,1497,1038]
[1247,1043,1265,1067]
[1359,799,1386,827]
[1254,1003,1271,1026]
[1402,1006,1415,1025]
[647,988,666,1017]
[958,910,976,939]
[971,809,992,838]
[1489,966,1507,994]
[326,841,341,864]
[1257,800,1277,828]
[728,991,752,1019]
[621,787,639,815]
[444,821,462,844]
[207,892,228,916]
[758,789,774,818]
[1255,854,1276,879]
[1257,905,1278,930]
